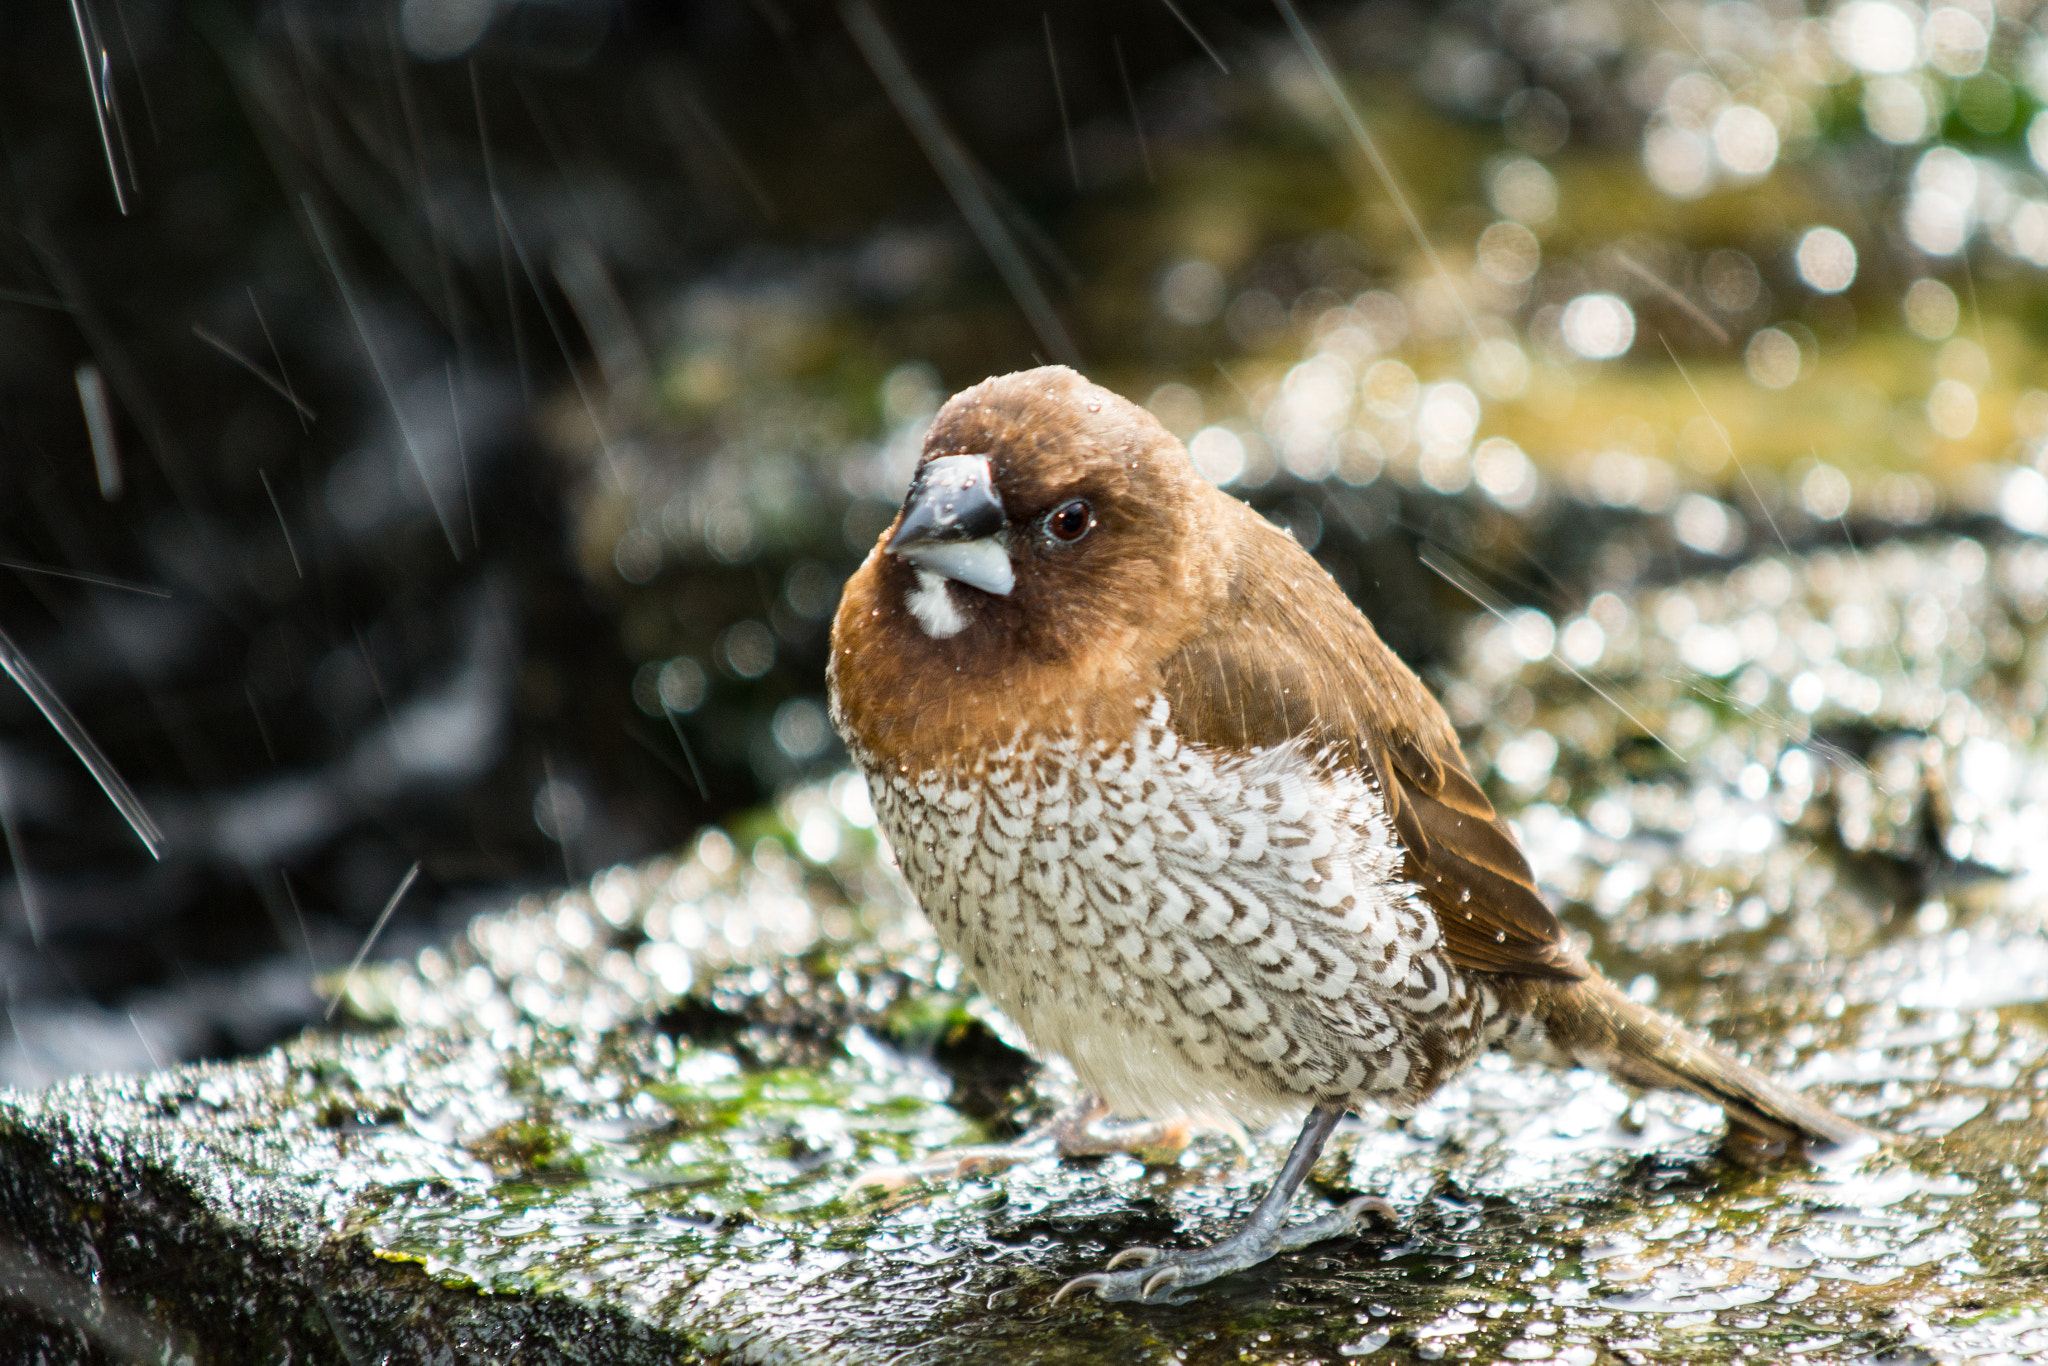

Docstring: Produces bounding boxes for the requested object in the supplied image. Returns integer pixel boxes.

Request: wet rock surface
[5,535,2048,1364]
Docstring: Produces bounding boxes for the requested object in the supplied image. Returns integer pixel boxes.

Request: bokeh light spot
[1643,126,1713,199]
[1507,609,1556,662]
[401,0,498,61]
[1477,220,1541,285]
[657,657,708,714]
[717,621,776,680]
[1795,227,1858,293]
[1702,250,1760,313]
[1416,381,1480,449]
[1903,278,1959,339]
[533,779,588,844]
[1905,148,1978,256]
[1863,76,1931,144]
[1833,0,1920,75]
[1473,437,1538,509]
[1502,87,1570,155]
[1561,294,1636,360]
[1558,616,1605,668]
[1924,7,1990,78]
[1360,359,1419,417]
[771,697,830,762]
[2028,111,2048,176]
[1745,327,1801,388]
[1675,493,1744,555]
[1159,260,1226,326]
[1489,157,1558,224]
[1188,426,1246,485]
[1928,378,1978,439]
[1147,382,1204,437]
[1470,335,1529,399]
[2000,467,2048,534]
[1801,463,1852,520]
[1956,72,2015,133]
[613,527,662,584]
[1711,106,1779,177]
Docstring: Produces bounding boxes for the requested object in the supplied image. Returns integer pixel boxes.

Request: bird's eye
[1048,500,1093,543]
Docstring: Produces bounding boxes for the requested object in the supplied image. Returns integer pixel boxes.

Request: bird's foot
[850,1096,1189,1193]
[1045,1103,1191,1162]
[1049,1195,1392,1306]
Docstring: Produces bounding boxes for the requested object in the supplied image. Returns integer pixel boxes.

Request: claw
[1044,1108,1376,1307]
[1049,1273,1108,1307]
[1139,1265,1182,1301]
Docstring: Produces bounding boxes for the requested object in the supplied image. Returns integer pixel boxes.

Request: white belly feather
[855,698,1504,1125]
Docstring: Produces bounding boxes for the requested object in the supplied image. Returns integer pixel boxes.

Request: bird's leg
[850,1093,1191,1193]
[1051,1105,1389,1306]
[1045,1095,1193,1160]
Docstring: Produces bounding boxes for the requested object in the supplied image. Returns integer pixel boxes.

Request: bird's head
[830,365,1228,759]
[866,365,1212,657]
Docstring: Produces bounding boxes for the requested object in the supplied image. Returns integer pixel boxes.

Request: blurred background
[1,0,2044,1085]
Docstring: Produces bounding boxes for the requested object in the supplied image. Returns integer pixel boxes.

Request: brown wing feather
[1155,503,1583,980]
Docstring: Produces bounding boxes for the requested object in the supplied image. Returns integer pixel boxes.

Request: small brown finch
[829,366,1865,1304]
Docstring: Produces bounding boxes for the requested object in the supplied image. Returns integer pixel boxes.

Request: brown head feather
[830,367,1219,766]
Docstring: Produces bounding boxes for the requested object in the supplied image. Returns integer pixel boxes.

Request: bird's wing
[1155,508,1583,980]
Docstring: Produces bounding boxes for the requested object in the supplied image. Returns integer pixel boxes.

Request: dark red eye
[1048,500,1093,542]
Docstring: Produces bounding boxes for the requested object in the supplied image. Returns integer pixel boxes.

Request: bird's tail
[1527,973,1871,1152]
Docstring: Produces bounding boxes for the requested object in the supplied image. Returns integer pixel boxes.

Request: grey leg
[1050,1104,1389,1306]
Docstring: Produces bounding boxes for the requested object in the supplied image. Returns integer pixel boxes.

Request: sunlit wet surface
[15,534,2030,1362]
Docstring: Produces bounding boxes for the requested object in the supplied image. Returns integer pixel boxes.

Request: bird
[827,364,1869,1305]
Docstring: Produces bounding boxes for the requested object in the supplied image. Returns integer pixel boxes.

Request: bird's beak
[885,453,1014,596]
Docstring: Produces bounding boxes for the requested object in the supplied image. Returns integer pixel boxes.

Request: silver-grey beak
[886,453,1014,596]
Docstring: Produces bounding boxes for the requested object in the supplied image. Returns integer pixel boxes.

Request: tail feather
[1533,974,1870,1151]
